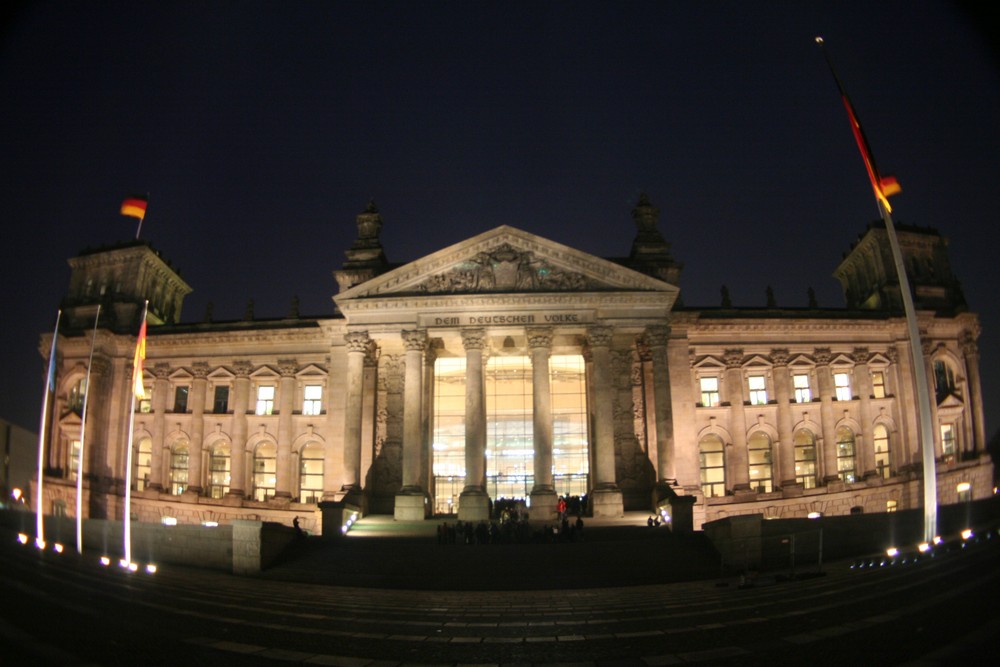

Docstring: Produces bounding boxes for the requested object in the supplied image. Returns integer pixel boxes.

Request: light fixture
[885,547,899,557]
[961,529,974,540]
[17,533,28,545]
[161,516,178,526]
[100,556,111,566]
[145,564,157,574]
[53,543,64,554]
[918,542,931,553]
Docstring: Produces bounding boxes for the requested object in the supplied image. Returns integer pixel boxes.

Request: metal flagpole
[135,192,149,239]
[123,301,148,566]
[35,310,61,549]
[816,37,938,542]
[76,305,100,554]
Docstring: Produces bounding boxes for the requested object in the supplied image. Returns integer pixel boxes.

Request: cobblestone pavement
[2,520,999,666]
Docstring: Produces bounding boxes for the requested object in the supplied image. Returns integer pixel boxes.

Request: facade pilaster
[961,332,986,453]
[528,327,557,519]
[226,360,252,499]
[724,349,750,492]
[148,363,171,492]
[458,328,489,521]
[923,340,941,458]
[815,348,838,483]
[186,362,209,495]
[274,359,297,499]
[343,332,369,493]
[852,348,876,478]
[586,325,623,517]
[646,325,675,484]
[396,330,429,520]
[771,349,794,488]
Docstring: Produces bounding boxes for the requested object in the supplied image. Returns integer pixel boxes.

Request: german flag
[120,195,148,219]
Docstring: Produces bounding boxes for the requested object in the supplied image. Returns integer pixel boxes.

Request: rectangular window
[871,371,886,398]
[256,385,275,416]
[173,386,189,413]
[940,424,956,463]
[793,373,811,403]
[699,377,720,407]
[302,384,323,416]
[213,386,229,414]
[748,375,768,405]
[834,372,852,401]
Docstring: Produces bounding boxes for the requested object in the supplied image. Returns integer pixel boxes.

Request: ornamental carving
[645,325,670,348]
[586,326,612,348]
[526,327,553,350]
[401,330,429,352]
[724,349,744,368]
[233,360,253,377]
[813,348,832,365]
[278,359,298,376]
[461,328,487,351]
[418,243,593,294]
[192,362,210,379]
[153,362,172,379]
[851,348,870,365]
[961,331,979,358]
[345,331,370,354]
[886,346,899,364]
[378,354,404,394]
[770,349,789,367]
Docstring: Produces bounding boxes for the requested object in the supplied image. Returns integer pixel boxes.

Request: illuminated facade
[36,196,992,533]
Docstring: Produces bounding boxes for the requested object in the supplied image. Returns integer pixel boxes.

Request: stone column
[646,325,675,485]
[226,360,252,500]
[396,330,429,520]
[274,359,297,500]
[342,331,369,494]
[147,363,171,492]
[422,346,436,493]
[587,326,623,517]
[528,327,557,519]
[185,362,208,496]
[458,328,489,521]
[923,341,941,457]
[852,348,876,479]
[771,350,795,488]
[724,349,750,492]
[961,333,987,454]
[815,349,838,484]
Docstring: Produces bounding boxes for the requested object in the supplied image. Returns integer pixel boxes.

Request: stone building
[35,196,992,534]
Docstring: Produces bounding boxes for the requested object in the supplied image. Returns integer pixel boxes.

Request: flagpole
[123,300,148,566]
[817,37,938,542]
[135,192,149,239]
[36,310,61,549]
[76,305,100,554]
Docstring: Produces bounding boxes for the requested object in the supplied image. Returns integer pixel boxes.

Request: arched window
[793,429,817,489]
[208,442,231,499]
[747,431,773,493]
[873,424,891,479]
[135,438,152,490]
[836,427,857,483]
[699,435,726,498]
[298,443,324,504]
[933,360,956,404]
[252,442,277,502]
[169,443,189,495]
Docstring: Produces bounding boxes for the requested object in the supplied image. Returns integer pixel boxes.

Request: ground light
[145,564,157,574]
[961,529,974,540]
[53,543,64,553]
[918,542,931,553]
[35,538,46,550]
[100,556,111,566]
[885,547,899,557]
[17,533,28,545]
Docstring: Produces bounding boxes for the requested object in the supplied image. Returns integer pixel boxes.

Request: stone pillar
[771,350,795,488]
[342,331,369,494]
[922,341,941,457]
[458,328,489,521]
[724,349,750,492]
[422,346,436,493]
[185,362,208,495]
[147,363,170,492]
[528,327,557,519]
[646,325,675,484]
[961,333,987,454]
[587,326,623,517]
[226,360,251,500]
[852,348,876,478]
[274,359,297,500]
[815,349,838,484]
[396,330,429,520]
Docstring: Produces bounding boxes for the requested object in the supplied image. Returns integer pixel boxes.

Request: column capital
[89,356,111,377]
[813,347,832,365]
[402,329,429,352]
[278,358,299,376]
[526,326,553,350]
[233,360,253,377]
[192,361,210,379]
[645,324,670,348]
[345,330,370,353]
[724,348,744,369]
[461,328,487,351]
[586,325,613,348]
[153,362,172,379]
[851,347,870,365]
[769,348,789,367]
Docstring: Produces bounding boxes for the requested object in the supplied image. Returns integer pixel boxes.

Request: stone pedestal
[318,500,362,539]
[529,490,558,521]
[394,492,428,520]
[457,490,490,522]
[656,493,696,534]
[590,488,624,518]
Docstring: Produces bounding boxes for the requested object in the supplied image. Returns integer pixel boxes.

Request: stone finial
[720,285,732,308]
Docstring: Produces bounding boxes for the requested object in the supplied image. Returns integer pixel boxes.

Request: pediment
[336,226,677,302]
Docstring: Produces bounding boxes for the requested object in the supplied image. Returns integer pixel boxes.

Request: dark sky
[1,2,998,438]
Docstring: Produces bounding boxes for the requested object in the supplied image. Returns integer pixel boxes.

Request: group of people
[436,508,586,545]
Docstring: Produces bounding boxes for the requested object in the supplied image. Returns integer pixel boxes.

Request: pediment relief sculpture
[417,243,593,294]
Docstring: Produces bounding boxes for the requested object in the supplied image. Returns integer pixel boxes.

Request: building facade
[36,196,992,534]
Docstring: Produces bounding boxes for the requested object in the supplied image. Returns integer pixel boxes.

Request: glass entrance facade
[432,354,588,515]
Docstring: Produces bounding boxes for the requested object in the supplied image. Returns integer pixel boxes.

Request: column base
[394,491,428,520]
[222,490,245,506]
[529,489,558,521]
[457,489,490,522]
[590,487,623,518]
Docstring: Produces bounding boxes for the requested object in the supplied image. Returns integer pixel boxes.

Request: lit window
[793,373,811,403]
[793,430,816,489]
[699,377,720,407]
[302,384,323,416]
[68,440,81,482]
[834,372,852,401]
[836,427,856,483]
[135,439,152,490]
[747,432,772,493]
[873,424,891,479]
[748,375,768,405]
[208,443,231,499]
[256,386,275,415]
[871,371,886,398]
[252,442,277,501]
[699,435,726,498]
[886,499,897,513]
[956,481,971,503]
[940,424,957,463]
[299,443,324,503]
[170,444,189,495]
[173,386,189,413]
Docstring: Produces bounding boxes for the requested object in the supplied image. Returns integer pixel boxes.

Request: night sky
[1,2,997,442]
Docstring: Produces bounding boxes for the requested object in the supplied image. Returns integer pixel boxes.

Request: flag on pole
[120,195,148,220]
[816,37,901,212]
[133,318,147,400]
